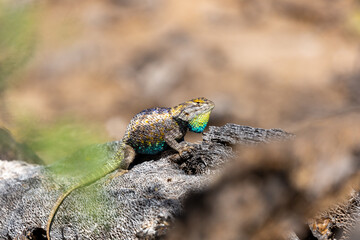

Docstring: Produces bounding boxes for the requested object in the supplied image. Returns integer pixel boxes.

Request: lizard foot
[179,143,195,159]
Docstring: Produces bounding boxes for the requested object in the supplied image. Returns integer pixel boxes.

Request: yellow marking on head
[192,98,205,103]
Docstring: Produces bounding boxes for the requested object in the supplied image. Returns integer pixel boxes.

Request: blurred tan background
[1,0,360,163]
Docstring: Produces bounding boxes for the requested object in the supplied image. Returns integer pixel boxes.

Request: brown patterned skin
[46,97,215,240]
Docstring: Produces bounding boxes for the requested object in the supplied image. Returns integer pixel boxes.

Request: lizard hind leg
[107,144,136,183]
[119,144,136,170]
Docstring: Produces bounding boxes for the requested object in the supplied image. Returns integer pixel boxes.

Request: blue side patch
[135,141,167,155]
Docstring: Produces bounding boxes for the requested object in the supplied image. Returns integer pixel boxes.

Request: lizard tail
[45,144,135,239]
[46,184,81,240]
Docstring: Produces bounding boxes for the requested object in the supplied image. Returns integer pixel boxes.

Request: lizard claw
[179,144,195,159]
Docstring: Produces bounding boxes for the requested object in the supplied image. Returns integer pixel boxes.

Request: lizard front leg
[164,130,194,159]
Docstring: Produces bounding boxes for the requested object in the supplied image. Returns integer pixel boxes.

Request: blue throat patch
[188,111,211,133]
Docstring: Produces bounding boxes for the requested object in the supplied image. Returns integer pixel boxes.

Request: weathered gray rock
[203,123,295,145]
[0,124,293,240]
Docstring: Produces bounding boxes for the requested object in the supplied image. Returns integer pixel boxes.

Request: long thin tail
[45,166,116,240]
[46,143,134,239]
[46,163,120,240]
[46,184,81,240]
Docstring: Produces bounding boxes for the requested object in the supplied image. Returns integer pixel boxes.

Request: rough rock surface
[0,124,293,240]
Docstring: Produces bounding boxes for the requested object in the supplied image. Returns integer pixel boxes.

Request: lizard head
[172,97,215,133]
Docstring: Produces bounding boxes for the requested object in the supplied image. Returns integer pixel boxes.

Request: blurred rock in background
[0,128,42,164]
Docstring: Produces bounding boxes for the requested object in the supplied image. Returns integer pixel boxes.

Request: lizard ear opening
[171,105,190,121]
[175,112,192,122]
